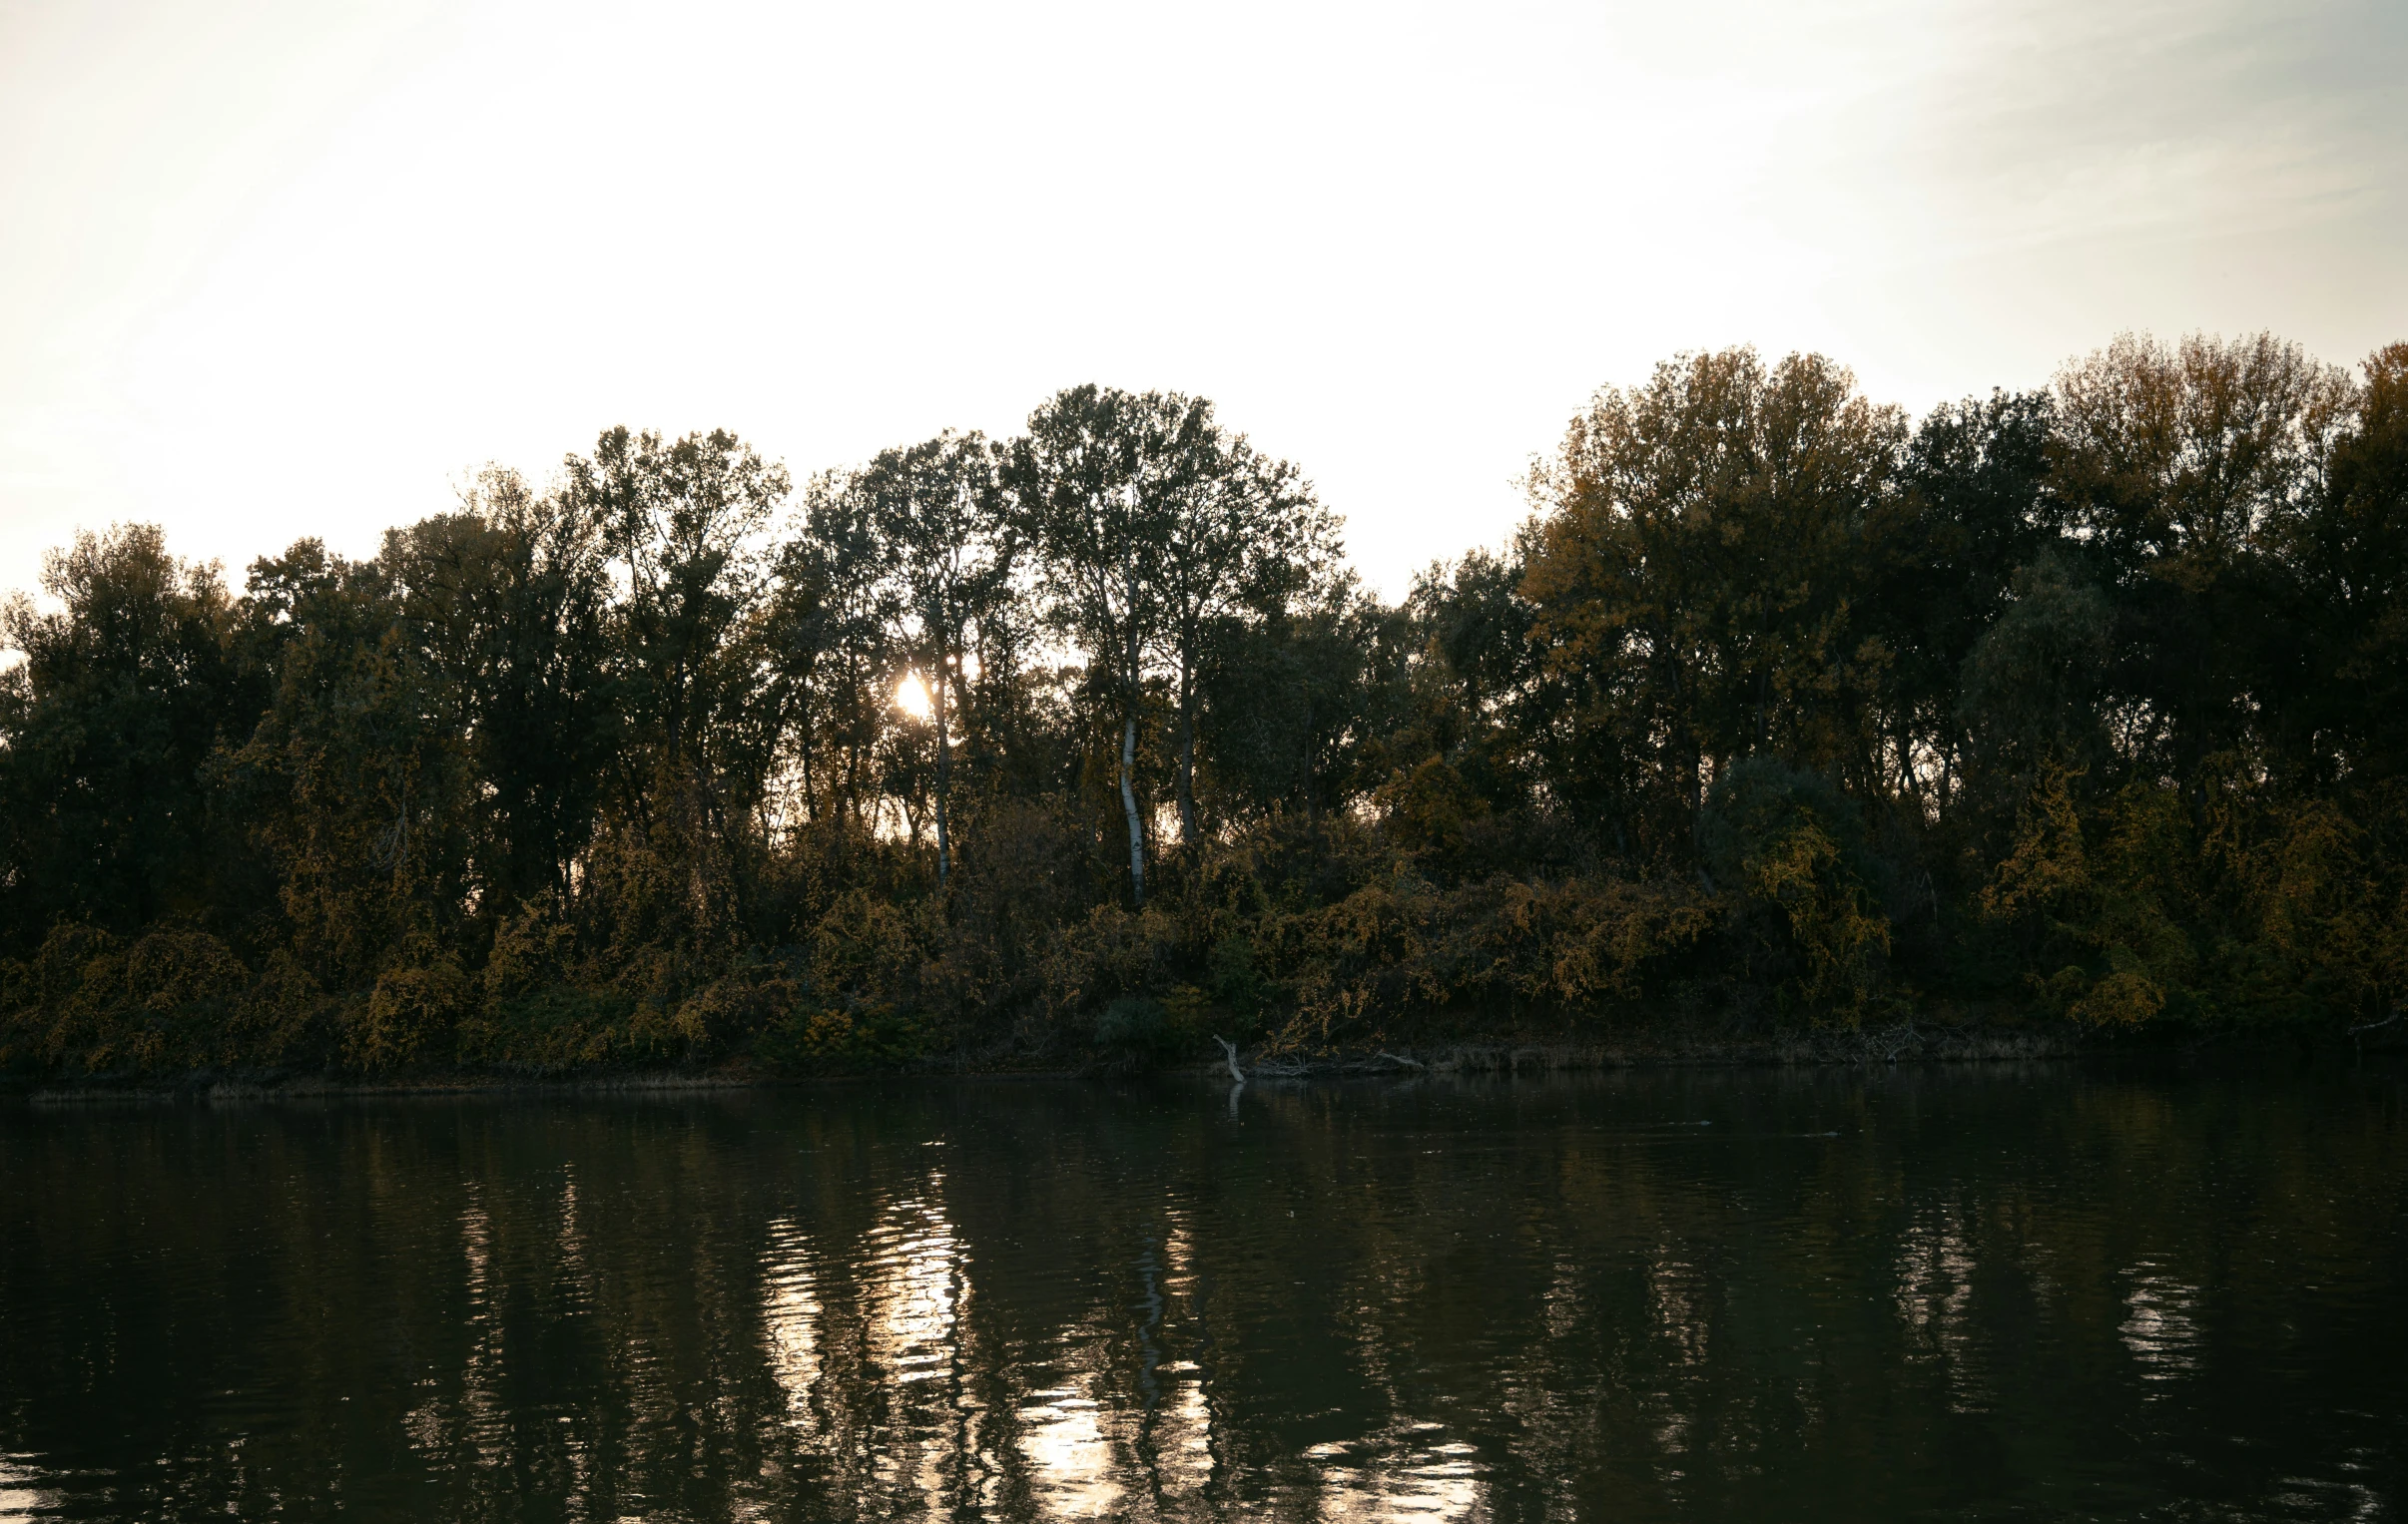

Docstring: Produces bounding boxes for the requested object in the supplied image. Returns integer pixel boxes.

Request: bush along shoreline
[4,334,2406,1085]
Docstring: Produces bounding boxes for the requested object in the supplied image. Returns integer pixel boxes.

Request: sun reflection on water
[1305,1427,1487,1521]
[867,1192,962,1386]
[457,1195,505,1468]
[1895,1207,1992,1412]
[2120,1263,2202,1383]
[761,1216,821,1429]
[0,1456,61,1519]
[859,1187,975,1503]
[4,1078,2382,1521]
[1016,1381,1124,1519]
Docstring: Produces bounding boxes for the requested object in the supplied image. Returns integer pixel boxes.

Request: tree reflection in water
[0,1065,2403,1521]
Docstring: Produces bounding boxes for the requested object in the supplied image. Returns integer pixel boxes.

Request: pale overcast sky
[2,0,2402,602]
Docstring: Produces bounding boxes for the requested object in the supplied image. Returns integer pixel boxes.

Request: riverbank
[7,1009,2388,1103]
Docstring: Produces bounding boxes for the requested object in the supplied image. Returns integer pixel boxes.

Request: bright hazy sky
[3,0,2402,603]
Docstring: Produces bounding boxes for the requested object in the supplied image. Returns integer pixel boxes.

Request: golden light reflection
[1306,1428,1486,1521]
[1643,1252,1707,1477]
[1895,1208,1990,1412]
[868,1199,958,1383]
[761,1217,821,1430]
[1155,1361,1217,1497]
[0,1456,62,1518]
[1145,1218,1217,1500]
[456,1196,505,1468]
[860,1189,972,1501]
[1015,1380,1124,1519]
[1649,1254,1708,1366]
[557,1169,585,1277]
[2120,1263,2201,1382]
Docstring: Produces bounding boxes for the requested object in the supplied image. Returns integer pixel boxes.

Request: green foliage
[755,1003,926,1073]
[1093,994,1176,1055]
[456,986,652,1072]
[0,923,295,1075]
[1255,869,1721,1048]
[1378,757,1492,862]
[1701,759,1893,1016]
[3,336,2405,1079]
[1205,935,1267,1026]
[0,528,260,940]
[353,941,472,1072]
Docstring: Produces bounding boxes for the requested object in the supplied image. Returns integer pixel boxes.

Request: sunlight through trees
[2,343,2403,1076]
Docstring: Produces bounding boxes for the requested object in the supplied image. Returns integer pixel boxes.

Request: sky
[2,0,2402,605]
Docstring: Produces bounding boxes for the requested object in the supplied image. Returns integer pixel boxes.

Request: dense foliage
[4,335,2404,1076]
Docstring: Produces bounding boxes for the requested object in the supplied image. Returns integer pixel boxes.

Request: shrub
[755,1002,925,1072]
[349,940,471,1071]
[1701,759,1893,1016]
[1093,993,1170,1052]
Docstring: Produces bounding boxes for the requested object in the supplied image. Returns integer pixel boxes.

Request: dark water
[1,1064,2403,1522]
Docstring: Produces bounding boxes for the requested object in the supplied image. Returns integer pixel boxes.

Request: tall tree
[1522,348,1905,857]
[780,468,899,826]
[852,432,1013,883]
[379,470,614,911]
[1201,573,1406,826]
[564,427,790,940]
[1155,409,1335,847]
[1006,386,1182,904]
[0,526,255,944]
[229,539,472,991]
[2273,342,2408,787]
[1865,389,2062,812]
[2050,332,2354,780]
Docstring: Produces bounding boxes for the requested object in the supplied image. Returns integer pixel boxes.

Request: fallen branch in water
[1375,1051,1425,1071]
[1214,1036,1246,1084]
[2349,1010,2401,1037]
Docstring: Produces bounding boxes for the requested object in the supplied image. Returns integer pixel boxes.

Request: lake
[1,1062,2402,1520]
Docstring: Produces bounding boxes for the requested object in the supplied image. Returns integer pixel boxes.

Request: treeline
[3,336,2403,1077]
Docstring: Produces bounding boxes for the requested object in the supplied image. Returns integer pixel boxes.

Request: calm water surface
[1,1062,2403,1521]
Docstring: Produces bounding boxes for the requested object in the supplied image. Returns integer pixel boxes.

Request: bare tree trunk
[1121,709,1146,906]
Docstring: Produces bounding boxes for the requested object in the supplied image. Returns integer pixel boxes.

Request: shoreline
[6,1017,2389,1104]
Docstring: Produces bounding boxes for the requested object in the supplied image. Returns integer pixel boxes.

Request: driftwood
[2351,1008,2402,1057]
[1214,1036,1246,1085]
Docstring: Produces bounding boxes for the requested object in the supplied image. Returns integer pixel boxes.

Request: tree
[851,432,1013,883]
[2050,332,2354,781]
[1006,386,1184,904]
[228,539,472,993]
[10,339,2408,1075]
[565,427,790,943]
[1865,389,2062,813]
[1201,573,1405,826]
[778,469,898,828]
[1522,348,1906,860]
[0,526,256,944]
[1153,411,1336,847]
[379,470,614,912]
[1393,547,1544,820]
[2269,343,2408,787]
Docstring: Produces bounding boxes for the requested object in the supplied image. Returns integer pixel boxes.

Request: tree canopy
[4,339,2403,1077]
